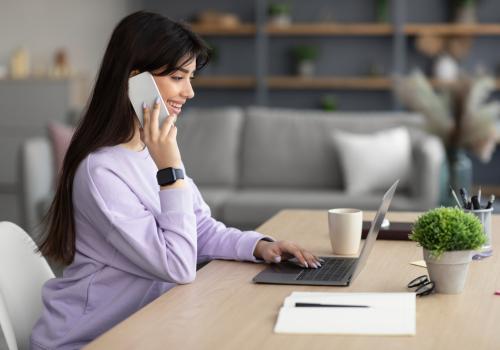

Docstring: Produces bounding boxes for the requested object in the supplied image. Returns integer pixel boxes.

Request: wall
[0,0,142,107]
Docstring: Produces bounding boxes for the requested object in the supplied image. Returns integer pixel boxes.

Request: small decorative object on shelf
[195,10,241,28]
[320,94,338,111]
[291,45,319,77]
[396,70,500,204]
[51,48,71,78]
[10,47,30,79]
[268,3,291,27]
[410,207,486,294]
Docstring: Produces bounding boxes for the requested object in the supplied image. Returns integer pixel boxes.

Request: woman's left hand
[253,240,322,268]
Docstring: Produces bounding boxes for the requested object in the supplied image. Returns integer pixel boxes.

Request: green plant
[291,45,319,62]
[321,94,338,111]
[268,3,291,16]
[409,207,486,258]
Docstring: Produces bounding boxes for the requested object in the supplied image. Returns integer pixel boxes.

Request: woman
[31,11,321,349]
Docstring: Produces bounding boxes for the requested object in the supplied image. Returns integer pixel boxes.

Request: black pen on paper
[295,303,370,308]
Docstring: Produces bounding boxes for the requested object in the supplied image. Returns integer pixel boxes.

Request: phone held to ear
[128,71,169,127]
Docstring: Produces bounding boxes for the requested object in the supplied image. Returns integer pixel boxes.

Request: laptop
[252,180,399,286]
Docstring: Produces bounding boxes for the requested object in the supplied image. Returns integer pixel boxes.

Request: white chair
[0,222,55,350]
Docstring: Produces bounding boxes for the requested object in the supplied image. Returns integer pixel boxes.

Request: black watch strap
[156,167,184,186]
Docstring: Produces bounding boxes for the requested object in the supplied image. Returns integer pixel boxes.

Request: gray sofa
[20,106,444,232]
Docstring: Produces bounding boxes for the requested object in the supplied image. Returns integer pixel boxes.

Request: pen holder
[463,207,493,259]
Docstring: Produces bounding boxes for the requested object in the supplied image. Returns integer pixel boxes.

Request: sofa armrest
[410,133,445,210]
[19,137,53,233]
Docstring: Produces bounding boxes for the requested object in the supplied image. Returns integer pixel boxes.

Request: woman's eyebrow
[175,67,194,74]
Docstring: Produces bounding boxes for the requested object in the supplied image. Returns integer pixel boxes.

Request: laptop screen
[350,180,399,281]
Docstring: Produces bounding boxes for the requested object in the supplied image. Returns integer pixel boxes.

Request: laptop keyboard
[296,257,356,281]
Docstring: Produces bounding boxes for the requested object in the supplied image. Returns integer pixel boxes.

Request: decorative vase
[423,249,473,294]
[433,54,459,83]
[441,148,473,206]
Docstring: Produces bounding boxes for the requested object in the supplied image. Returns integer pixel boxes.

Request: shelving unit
[189,23,256,35]
[405,23,500,36]
[267,76,391,90]
[147,0,500,110]
[266,23,393,36]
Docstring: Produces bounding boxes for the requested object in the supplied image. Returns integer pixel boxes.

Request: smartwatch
[156,167,184,186]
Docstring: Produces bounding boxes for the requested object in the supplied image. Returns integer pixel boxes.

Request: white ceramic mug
[328,208,363,255]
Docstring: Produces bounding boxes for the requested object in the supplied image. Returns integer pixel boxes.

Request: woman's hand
[253,240,322,268]
[141,98,182,170]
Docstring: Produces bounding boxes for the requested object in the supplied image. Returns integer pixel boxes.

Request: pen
[478,187,482,206]
[459,188,469,208]
[295,303,370,308]
[471,195,480,210]
[486,194,495,209]
[450,186,462,208]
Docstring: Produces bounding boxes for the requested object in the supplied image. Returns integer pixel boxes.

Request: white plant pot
[269,14,291,27]
[297,60,315,77]
[423,249,473,294]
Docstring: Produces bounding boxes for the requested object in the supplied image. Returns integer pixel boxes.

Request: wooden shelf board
[192,76,256,88]
[267,23,393,36]
[405,23,500,35]
[267,76,392,89]
[189,23,256,35]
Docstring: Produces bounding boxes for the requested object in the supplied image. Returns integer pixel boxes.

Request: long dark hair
[37,11,210,265]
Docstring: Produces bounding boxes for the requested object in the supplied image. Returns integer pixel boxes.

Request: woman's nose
[182,80,195,99]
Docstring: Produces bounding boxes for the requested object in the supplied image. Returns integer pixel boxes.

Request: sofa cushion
[177,107,244,187]
[196,187,236,220]
[332,127,412,194]
[220,188,418,230]
[240,107,423,190]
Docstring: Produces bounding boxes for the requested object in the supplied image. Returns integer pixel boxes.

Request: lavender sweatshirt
[30,145,268,349]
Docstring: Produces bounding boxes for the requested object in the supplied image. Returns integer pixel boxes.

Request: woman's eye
[171,76,183,81]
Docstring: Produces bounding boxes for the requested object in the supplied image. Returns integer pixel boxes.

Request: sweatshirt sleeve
[186,176,273,263]
[79,158,197,284]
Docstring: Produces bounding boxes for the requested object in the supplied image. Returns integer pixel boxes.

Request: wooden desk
[85,210,500,350]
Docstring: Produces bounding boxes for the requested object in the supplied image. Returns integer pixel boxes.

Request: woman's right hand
[141,98,182,170]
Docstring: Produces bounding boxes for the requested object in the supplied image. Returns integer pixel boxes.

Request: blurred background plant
[395,70,500,201]
[396,70,499,163]
[291,45,319,77]
[268,2,291,26]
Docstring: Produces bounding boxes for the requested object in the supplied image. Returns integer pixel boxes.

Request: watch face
[157,168,184,186]
[157,168,176,186]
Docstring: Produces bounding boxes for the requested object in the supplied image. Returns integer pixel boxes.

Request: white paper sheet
[274,292,416,335]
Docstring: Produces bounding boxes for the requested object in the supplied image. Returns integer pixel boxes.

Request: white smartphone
[128,71,169,127]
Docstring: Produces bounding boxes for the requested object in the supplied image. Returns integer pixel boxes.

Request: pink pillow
[47,121,75,184]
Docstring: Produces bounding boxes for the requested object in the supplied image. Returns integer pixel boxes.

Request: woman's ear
[130,69,140,77]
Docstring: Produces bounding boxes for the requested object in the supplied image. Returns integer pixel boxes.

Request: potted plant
[452,0,477,23]
[291,45,319,77]
[409,207,486,294]
[268,3,291,26]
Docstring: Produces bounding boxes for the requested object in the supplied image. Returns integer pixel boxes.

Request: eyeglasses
[407,275,435,296]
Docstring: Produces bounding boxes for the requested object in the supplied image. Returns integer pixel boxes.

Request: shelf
[267,76,392,90]
[405,24,500,36]
[267,23,393,36]
[192,76,256,88]
[189,23,256,35]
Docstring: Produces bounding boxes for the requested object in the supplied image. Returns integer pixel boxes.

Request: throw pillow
[332,127,411,194]
[47,121,75,184]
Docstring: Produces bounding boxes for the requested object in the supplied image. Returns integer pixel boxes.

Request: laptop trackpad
[267,261,303,274]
